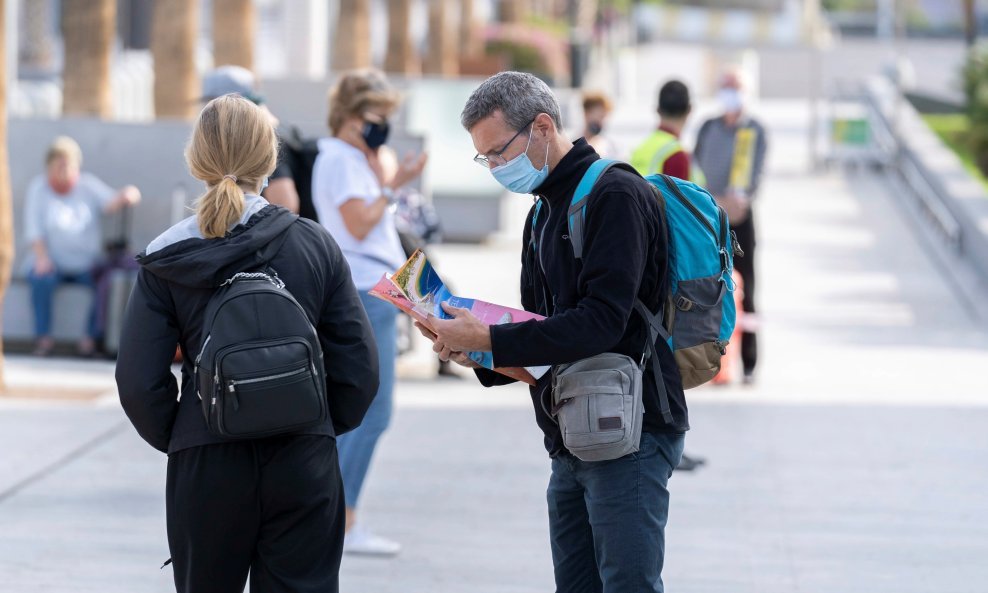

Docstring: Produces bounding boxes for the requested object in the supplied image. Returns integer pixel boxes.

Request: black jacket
[477,140,688,457]
[115,205,379,454]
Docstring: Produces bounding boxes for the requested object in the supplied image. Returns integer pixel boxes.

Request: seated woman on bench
[23,136,141,357]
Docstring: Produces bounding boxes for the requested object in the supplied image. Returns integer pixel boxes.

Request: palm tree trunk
[213,0,255,70]
[61,0,115,117]
[151,0,200,119]
[0,0,15,390]
[333,0,371,71]
[964,0,978,47]
[424,0,458,77]
[459,0,482,58]
[385,0,418,75]
[500,0,529,23]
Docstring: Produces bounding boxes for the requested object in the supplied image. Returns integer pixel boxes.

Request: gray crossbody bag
[549,301,670,462]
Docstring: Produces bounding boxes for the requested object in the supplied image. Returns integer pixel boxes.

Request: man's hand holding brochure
[369,250,550,385]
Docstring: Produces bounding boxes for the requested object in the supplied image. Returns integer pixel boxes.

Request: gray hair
[460,71,563,132]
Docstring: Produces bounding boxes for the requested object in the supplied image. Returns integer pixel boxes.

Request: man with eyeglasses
[419,71,688,593]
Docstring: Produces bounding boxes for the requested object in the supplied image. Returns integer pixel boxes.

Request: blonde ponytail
[197,175,246,239]
[186,95,278,239]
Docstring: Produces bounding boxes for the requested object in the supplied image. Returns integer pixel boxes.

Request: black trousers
[731,213,757,375]
[166,435,345,593]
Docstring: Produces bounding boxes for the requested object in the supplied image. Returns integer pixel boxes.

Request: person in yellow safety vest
[630,80,707,186]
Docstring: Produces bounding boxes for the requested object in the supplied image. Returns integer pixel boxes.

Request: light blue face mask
[261,176,269,192]
[491,127,550,194]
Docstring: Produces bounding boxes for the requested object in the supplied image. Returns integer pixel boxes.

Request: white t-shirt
[22,172,116,274]
[312,137,405,291]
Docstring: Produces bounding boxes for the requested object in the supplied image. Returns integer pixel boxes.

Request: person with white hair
[693,70,769,384]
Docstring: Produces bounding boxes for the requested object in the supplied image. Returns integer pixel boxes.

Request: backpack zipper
[190,334,213,402]
[229,365,309,388]
[660,176,718,240]
[225,365,311,412]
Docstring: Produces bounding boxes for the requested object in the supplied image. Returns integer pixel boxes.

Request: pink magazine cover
[369,250,549,385]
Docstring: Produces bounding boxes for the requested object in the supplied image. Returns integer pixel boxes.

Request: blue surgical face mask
[261,176,269,192]
[718,88,743,113]
[490,127,550,194]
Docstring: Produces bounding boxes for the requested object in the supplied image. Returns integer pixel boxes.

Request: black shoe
[675,453,707,472]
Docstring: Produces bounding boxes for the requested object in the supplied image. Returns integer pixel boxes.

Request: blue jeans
[28,269,98,339]
[337,291,397,509]
[547,431,686,593]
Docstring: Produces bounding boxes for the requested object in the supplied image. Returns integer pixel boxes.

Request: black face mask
[361,120,390,149]
[587,121,604,136]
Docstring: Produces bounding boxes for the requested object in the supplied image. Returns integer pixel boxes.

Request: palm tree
[333,0,371,71]
[385,0,418,75]
[61,0,115,117]
[500,0,529,23]
[964,0,978,47]
[0,0,15,390]
[213,0,255,70]
[459,0,482,58]
[424,0,458,77]
[151,0,201,119]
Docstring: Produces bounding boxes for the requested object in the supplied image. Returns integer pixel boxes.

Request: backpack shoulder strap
[568,158,624,259]
[568,161,676,424]
[634,299,673,424]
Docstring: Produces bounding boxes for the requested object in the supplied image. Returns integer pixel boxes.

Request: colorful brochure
[369,250,549,385]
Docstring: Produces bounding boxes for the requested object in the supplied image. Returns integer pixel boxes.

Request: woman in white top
[311,69,427,556]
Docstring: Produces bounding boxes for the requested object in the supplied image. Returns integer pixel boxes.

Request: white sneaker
[343,525,401,557]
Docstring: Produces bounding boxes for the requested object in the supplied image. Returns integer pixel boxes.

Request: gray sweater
[693,115,768,198]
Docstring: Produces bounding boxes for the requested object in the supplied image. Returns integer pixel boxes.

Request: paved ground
[1,101,987,593]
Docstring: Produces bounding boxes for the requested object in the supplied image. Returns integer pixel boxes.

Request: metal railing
[860,84,963,252]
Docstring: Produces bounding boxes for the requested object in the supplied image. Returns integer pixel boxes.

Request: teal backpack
[533,159,739,404]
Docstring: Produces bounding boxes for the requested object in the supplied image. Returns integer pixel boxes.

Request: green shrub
[962,43,988,175]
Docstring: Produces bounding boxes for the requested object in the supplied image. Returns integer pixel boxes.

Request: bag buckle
[550,398,572,416]
[676,296,694,312]
[731,230,745,258]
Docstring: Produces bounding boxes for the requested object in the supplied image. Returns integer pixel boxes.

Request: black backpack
[194,271,327,438]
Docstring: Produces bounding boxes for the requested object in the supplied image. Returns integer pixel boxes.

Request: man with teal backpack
[423,71,737,593]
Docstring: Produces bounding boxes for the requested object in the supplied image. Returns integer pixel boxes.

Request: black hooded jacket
[115,204,379,454]
[476,140,689,457]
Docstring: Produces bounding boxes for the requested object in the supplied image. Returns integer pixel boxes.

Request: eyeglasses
[473,118,536,168]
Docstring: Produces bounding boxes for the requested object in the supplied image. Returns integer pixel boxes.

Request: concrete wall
[7,118,199,273]
[3,118,198,343]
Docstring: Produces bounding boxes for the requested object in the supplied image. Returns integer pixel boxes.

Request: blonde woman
[312,70,426,556]
[116,95,378,592]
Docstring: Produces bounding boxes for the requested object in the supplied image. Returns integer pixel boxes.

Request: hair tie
[223,174,238,182]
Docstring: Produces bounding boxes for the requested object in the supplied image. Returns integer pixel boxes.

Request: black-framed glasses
[473,118,536,168]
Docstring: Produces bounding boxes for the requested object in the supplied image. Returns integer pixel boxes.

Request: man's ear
[535,113,554,139]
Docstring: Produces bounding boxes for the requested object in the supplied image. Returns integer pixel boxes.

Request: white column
[283,0,328,79]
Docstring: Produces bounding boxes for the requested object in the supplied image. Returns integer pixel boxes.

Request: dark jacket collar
[138,205,298,289]
[534,138,600,206]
